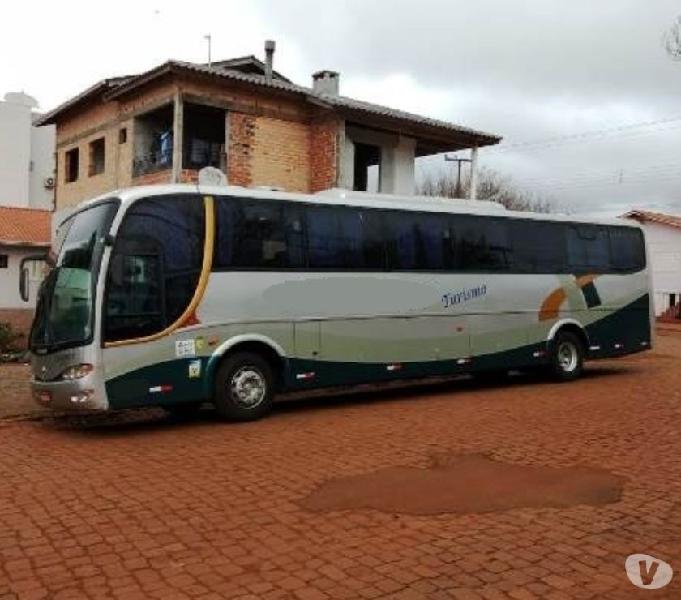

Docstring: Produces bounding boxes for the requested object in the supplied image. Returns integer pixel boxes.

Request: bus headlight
[60,364,94,380]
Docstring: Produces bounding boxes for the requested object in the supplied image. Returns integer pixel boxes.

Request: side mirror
[19,267,29,302]
[19,254,48,303]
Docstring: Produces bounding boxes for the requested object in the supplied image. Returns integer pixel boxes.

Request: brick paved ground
[0,364,48,420]
[1,331,680,599]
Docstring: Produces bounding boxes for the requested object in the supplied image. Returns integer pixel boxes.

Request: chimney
[264,40,275,82]
[312,70,340,96]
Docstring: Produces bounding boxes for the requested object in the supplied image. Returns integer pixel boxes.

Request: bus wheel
[213,352,274,421]
[550,331,584,381]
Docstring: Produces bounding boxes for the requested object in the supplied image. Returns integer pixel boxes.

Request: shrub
[0,322,23,354]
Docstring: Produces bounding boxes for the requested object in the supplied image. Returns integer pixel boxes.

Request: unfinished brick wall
[310,117,341,192]
[227,113,256,187]
[131,170,172,186]
[251,117,311,192]
[52,75,342,206]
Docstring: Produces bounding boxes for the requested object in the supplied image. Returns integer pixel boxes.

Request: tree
[663,16,681,60]
[417,166,553,213]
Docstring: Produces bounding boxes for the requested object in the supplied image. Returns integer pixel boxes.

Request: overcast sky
[5,0,681,216]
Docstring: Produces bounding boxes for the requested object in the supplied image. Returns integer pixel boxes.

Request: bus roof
[82,184,640,229]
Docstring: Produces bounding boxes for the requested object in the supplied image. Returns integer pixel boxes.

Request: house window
[65,148,79,183]
[119,128,127,144]
[88,138,106,176]
[0,255,7,269]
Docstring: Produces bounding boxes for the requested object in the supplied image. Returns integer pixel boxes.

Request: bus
[28,184,652,421]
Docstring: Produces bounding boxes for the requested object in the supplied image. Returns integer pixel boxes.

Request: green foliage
[0,322,23,354]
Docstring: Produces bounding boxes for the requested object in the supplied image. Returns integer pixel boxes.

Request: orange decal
[182,311,201,327]
[539,288,567,321]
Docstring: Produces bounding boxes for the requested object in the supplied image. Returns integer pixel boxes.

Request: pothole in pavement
[299,453,625,515]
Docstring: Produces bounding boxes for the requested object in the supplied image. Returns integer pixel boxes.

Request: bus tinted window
[307,205,363,268]
[360,210,386,269]
[511,220,566,273]
[456,217,512,271]
[215,198,304,269]
[567,225,610,271]
[385,211,449,270]
[105,196,204,342]
[609,227,645,271]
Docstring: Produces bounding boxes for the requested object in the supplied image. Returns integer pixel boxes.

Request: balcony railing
[133,150,173,178]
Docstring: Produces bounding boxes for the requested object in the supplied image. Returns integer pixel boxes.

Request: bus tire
[550,331,584,381]
[213,352,274,421]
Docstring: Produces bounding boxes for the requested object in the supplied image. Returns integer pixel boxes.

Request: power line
[486,114,681,153]
[519,170,681,193]
[509,159,681,187]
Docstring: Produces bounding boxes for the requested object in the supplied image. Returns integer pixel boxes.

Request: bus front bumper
[31,376,109,411]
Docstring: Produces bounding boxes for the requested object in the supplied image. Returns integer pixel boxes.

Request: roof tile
[0,206,51,247]
[622,209,681,230]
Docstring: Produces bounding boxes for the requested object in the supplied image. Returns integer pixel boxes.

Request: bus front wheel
[550,331,584,381]
[213,352,274,421]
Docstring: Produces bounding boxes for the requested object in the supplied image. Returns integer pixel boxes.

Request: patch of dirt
[300,453,625,515]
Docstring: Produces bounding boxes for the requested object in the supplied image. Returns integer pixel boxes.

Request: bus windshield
[30,201,118,351]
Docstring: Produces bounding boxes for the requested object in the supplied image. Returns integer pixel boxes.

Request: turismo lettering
[442,285,487,308]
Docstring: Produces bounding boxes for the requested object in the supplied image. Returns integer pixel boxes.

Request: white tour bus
[28,184,652,421]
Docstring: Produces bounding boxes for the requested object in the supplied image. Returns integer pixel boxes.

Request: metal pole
[204,34,212,69]
[444,154,471,198]
[469,146,479,200]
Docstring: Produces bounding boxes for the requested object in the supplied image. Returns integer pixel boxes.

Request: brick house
[36,43,501,213]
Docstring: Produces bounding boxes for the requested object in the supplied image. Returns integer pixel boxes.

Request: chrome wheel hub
[557,341,578,372]
[230,366,266,408]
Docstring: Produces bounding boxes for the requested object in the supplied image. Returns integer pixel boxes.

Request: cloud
[3,0,681,214]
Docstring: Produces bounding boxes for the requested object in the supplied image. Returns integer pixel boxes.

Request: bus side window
[510,220,566,273]
[105,238,164,341]
[214,197,304,270]
[609,227,645,272]
[104,196,204,342]
[567,225,610,273]
[360,210,386,269]
[456,216,512,271]
[306,205,363,269]
[383,211,448,271]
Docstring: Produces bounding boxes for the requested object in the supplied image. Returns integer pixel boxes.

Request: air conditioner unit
[43,177,55,190]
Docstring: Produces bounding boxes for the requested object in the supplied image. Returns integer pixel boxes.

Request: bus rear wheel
[213,352,274,421]
[550,331,584,381]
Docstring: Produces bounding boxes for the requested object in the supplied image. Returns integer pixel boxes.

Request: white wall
[0,247,44,308]
[380,136,416,195]
[29,120,56,209]
[0,98,32,207]
[640,221,681,315]
[341,125,416,195]
[0,92,55,209]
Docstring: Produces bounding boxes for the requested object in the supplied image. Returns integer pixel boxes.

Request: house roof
[621,209,681,230]
[35,58,501,151]
[0,206,52,247]
[208,55,292,82]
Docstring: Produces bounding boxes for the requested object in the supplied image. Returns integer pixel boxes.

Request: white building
[0,92,55,210]
[0,92,54,340]
[622,210,681,319]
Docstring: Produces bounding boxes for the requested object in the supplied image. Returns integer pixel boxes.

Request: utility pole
[444,154,472,197]
[204,34,212,69]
